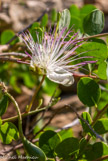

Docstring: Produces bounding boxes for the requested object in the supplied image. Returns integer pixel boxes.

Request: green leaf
[51,9,57,23]
[80,112,94,136]
[41,14,48,27]
[70,16,82,32]
[79,138,87,155]
[23,137,46,161]
[76,38,107,60]
[93,118,108,134]
[21,72,35,88]
[30,27,43,43]
[0,95,8,116]
[69,4,80,17]
[1,30,17,45]
[58,9,71,32]
[77,77,101,107]
[55,137,79,160]
[80,4,97,17]
[0,122,19,144]
[83,9,104,35]
[39,130,61,158]
[9,76,21,93]
[59,129,73,140]
[31,22,40,29]
[84,142,108,161]
[98,61,107,79]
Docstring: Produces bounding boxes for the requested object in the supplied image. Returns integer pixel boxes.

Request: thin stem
[6,92,24,139]
[91,104,108,126]
[93,155,108,161]
[2,106,47,123]
[0,57,30,65]
[86,104,108,142]
[67,104,104,142]
[27,75,46,112]
[73,73,97,79]
[79,32,108,41]
[0,52,28,57]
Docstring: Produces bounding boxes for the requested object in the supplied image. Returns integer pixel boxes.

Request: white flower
[20,28,95,86]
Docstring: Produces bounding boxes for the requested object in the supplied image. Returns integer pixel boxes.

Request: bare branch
[0,57,30,64]
[0,52,28,57]
[67,104,104,142]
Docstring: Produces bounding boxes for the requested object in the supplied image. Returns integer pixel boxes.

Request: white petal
[47,67,74,86]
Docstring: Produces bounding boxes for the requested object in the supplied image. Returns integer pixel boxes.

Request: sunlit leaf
[77,77,101,107]
[58,9,71,33]
[83,9,104,35]
[93,118,108,134]
[84,142,108,160]
[1,30,18,45]
[0,122,19,144]
[55,137,79,160]
[39,130,61,158]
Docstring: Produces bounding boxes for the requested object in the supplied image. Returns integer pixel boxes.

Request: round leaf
[69,4,80,17]
[80,4,97,16]
[30,27,43,43]
[58,9,71,33]
[41,14,48,27]
[59,129,73,140]
[83,9,104,35]
[77,77,101,107]
[76,38,107,60]
[39,130,61,158]
[1,30,16,45]
[55,137,79,160]
[93,118,108,134]
[51,9,57,23]
[85,142,108,160]
[70,16,82,32]
[98,61,107,80]
[0,122,19,144]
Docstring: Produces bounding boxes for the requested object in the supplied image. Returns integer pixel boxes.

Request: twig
[33,106,65,137]
[80,32,108,41]
[26,110,45,136]
[6,9,49,45]
[1,106,62,155]
[0,52,28,57]
[0,57,30,64]
[2,106,48,123]
[85,104,108,142]
[26,91,58,135]
[27,75,46,112]
[67,104,105,142]
[73,73,97,79]
[93,155,108,161]
[92,104,108,126]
